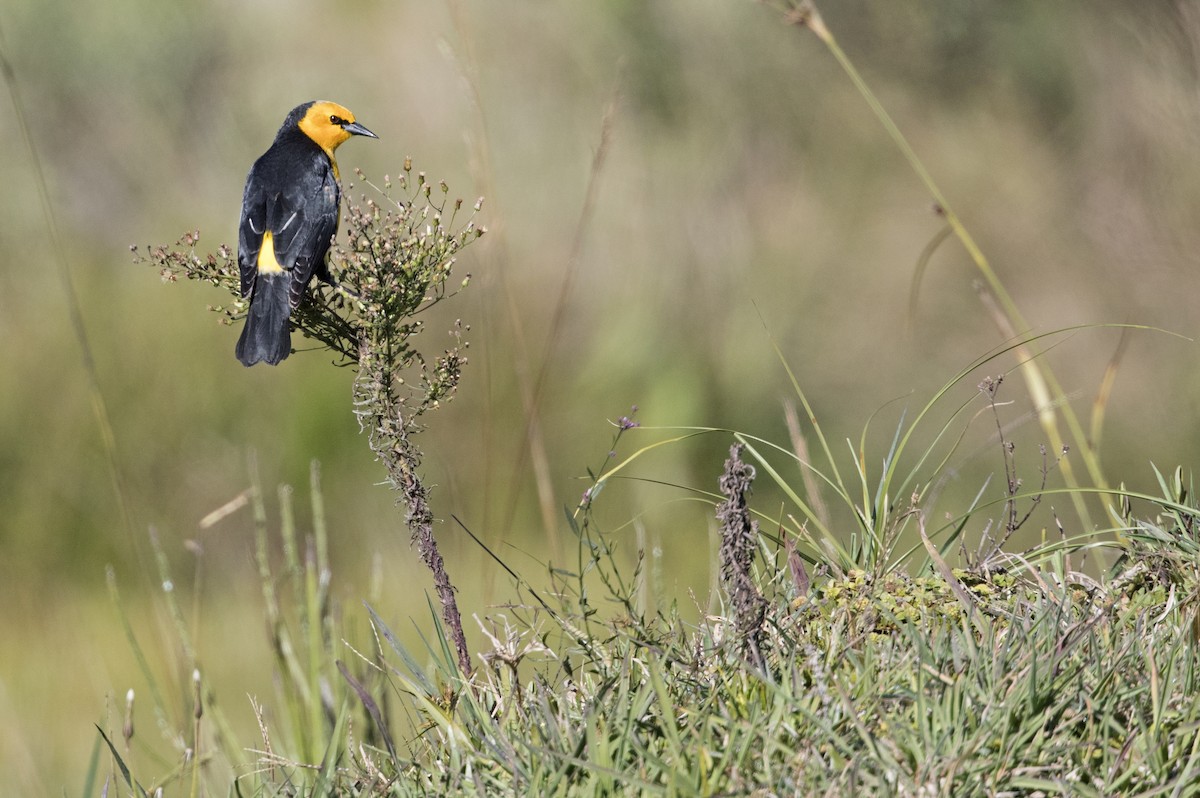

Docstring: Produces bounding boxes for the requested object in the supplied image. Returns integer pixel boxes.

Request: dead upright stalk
[716,443,767,668]
[397,439,470,676]
[356,342,472,677]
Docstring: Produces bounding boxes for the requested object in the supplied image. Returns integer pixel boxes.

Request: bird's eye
[330,115,346,126]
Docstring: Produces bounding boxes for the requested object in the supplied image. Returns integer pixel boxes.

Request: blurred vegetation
[4,0,1200,791]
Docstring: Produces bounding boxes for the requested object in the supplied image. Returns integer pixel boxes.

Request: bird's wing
[237,169,267,299]
[238,151,339,307]
[278,165,340,309]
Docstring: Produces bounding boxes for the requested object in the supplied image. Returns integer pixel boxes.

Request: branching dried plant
[134,161,485,675]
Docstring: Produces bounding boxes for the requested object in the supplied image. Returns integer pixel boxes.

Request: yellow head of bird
[297,101,378,159]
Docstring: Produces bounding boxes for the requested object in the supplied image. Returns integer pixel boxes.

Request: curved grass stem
[788,1,1110,530]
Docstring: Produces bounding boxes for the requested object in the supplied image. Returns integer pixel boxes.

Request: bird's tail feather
[235,274,291,366]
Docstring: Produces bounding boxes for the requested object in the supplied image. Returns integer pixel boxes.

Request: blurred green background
[4,0,1200,789]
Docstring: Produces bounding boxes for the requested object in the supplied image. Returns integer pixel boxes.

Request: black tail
[235,273,291,366]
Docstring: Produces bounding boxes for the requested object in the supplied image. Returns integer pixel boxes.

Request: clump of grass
[368,396,1200,794]
[99,385,1200,795]
[134,161,484,676]
[99,461,400,795]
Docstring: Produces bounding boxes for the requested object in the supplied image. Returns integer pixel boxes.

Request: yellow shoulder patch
[257,230,283,274]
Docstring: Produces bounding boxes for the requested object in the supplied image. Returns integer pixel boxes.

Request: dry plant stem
[373,404,469,675]
[787,0,1105,529]
[1,30,140,553]
[783,398,830,530]
[352,305,473,679]
[498,86,622,547]
[716,444,767,668]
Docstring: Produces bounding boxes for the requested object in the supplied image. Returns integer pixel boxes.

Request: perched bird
[236,100,377,366]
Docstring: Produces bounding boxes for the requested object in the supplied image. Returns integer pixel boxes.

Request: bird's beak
[343,120,378,139]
